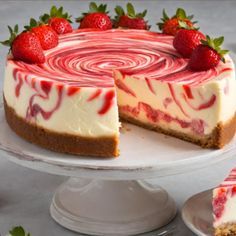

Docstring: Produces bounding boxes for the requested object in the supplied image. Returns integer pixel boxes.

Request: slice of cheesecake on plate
[213,168,236,236]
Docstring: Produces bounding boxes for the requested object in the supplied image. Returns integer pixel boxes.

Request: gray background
[0,0,236,235]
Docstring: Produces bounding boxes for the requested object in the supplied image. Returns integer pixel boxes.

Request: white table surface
[0,0,236,235]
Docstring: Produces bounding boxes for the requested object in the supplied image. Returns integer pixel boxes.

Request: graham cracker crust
[4,99,119,157]
[119,112,236,149]
[215,223,236,236]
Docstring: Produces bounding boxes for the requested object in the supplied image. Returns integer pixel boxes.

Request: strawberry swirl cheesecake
[213,168,236,235]
[3,29,236,157]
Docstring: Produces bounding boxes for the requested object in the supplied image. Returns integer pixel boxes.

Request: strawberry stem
[75,2,109,23]
[24,18,40,31]
[201,35,229,62]
[40,5,72,24]
[115,2,147,19]
[0,24,19,47]
[157,8,196,30]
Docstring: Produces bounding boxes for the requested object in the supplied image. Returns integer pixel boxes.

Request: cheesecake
[213,168,236,236]
[3,29,236,157]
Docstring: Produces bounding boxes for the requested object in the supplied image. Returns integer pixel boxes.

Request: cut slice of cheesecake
[213,168,236,236]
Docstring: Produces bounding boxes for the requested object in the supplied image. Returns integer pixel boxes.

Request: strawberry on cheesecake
[114,3,149,30]
[76,2,112,30]
[1,4,236,157]
[213,168,236,236]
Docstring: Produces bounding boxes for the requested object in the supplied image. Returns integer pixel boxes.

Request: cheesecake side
[3,59,120,157]
[4,96,119,157]
[115,54,236,149]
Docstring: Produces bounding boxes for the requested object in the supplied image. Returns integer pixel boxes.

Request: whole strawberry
[25,18,58,50]
[114,3,149,30]
[173,29,205,58]
[48,17,72,34]
[189,35,229,71]
[157,8,195,36]
[1,25,45,64]
[76,2,112,30]
[40,6,73,34]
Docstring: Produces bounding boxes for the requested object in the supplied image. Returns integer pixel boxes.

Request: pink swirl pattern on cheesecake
[7,29,233,126]
[119,103,205,135]
[220,169,236,187]
[10,29,232,88]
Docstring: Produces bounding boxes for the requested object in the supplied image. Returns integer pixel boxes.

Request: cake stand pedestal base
[50,177,177,236]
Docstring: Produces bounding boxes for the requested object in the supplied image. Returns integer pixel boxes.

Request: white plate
[182,189,214,236]
[0,101,236,180]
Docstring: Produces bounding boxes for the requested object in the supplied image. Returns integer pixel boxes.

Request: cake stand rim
[0,132,235,180]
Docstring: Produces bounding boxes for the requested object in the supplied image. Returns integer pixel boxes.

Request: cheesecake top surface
[7,29,234,88]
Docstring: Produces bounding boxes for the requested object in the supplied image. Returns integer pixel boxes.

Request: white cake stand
[0,103,235,235]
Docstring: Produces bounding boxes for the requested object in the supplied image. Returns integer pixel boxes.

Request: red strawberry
[40,6,73,35]
[79,13,112,30]
[76,2,112,30]
[173,29,205,58]
[157,8,195,36]
[48,17,72,34]
[13,32,45,64]
[31,25,58,50]
[1,25,45,64]
[25,19,58,50]
[189,35,229,71]
[114,3,149,30]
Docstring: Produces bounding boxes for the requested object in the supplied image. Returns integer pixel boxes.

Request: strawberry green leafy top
[9,226,31,236]
[157,8,195,30]
[114,3,147,20]
[76,2,109,22]
[24,18,41,31]
[40,5,72,23]
[114,2,149,30]
[201,35,229,63]
[0,25,18,47]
